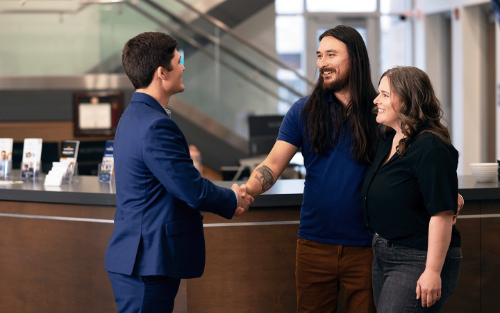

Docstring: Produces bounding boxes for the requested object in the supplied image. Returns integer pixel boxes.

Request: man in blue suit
[105,32,254,313]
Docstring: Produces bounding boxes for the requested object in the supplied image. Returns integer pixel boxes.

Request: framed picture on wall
[73,93,123,137]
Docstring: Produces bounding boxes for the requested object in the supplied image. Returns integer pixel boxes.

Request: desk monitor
[248,115,284,156]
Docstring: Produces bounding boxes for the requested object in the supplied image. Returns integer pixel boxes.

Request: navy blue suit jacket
[105,92,236,279]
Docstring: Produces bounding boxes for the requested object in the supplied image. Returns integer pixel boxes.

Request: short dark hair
[122,32,178,89]
[301,25,379,164]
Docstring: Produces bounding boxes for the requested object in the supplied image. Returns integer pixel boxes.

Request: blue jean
[108,271,181,313]
[371,234,461,313]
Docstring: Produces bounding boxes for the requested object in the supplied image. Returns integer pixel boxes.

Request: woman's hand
[418,210,454,308]
[453,193,464,225]
[416,269,442,307]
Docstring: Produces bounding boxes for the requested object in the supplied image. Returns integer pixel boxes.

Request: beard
[321,68,350,93]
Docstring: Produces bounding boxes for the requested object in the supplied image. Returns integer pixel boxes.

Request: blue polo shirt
[277,96,372,246]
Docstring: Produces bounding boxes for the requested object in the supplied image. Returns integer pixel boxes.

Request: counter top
[457,175,500,201]
[0,175,498,207]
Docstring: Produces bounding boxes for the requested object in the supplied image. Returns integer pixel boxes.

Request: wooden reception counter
[0,175,498,312]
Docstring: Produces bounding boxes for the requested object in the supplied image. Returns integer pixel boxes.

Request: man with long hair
[241,26,378,312]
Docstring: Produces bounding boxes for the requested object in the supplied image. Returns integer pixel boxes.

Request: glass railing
[0,0,314,138]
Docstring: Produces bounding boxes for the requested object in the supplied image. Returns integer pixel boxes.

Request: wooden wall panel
[480,200,500,312]
[188,207,300,313]
[0,205,116,313]
[0,201,115,219]
[442,201,481,313]
[2,199,494,313]
[0,201,189,313]
[0,121,113,142]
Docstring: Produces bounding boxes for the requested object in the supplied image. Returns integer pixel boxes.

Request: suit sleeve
[142,117,237,219]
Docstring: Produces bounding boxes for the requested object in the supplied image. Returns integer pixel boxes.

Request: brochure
[60,140,80,181]
[99,140,114,182]
[21,138,43,179]
[0,138,13,178]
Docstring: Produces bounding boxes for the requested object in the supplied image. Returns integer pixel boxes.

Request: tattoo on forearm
[254,165,275,192]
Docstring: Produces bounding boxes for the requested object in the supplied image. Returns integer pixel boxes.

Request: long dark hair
[301,25,379,164]
[377,66,451,156]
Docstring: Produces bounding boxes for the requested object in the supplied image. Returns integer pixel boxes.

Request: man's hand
[231,184,254,217]
[453,193,464,226]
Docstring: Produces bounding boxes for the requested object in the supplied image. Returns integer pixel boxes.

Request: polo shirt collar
[131,92,171,117]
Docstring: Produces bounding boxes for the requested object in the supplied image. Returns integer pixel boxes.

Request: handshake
[231,184,254,217]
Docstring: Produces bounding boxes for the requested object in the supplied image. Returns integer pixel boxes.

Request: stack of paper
[44,162,70,186]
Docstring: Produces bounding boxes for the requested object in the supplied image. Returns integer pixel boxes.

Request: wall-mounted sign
[73,93,123,137]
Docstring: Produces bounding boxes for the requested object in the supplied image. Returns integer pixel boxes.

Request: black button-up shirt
[361,129,461,250]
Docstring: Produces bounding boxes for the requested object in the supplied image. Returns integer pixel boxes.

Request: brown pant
[296,238,376,313]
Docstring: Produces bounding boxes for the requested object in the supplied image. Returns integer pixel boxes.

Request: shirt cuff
[232,189,239,207]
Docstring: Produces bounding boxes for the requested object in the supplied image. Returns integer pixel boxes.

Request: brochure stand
[21,161,40,181]
[64,162,79,183]
[1,159,12,180]
[0,138,13,180]
[98,162,114,183]
[45,161,79,186]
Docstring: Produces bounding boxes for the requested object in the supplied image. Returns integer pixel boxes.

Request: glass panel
[0,5,104,76]
[275,15,305,54]
[277,69,305,114]
[275,15,306,115]
[306,0,377,12]
[380,0,391,14]
[0,0,312,138]
[275,0,304,15]
[380,15,411,72]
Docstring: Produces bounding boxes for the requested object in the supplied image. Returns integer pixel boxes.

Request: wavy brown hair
[377,66,451,156]
[301,25,379,164]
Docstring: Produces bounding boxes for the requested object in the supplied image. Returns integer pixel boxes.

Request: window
[306,0,377,13]
[275,0,304,14]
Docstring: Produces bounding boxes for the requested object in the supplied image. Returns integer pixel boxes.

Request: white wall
[418,0,490,15]
[451,7,465,173]
[461,5,488,170]
[425,13,452,129]
[413,0,495,174]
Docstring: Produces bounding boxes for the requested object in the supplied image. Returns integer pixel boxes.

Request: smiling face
[374,76,401,132]
[166,49,185,94]
[316,36,350,92]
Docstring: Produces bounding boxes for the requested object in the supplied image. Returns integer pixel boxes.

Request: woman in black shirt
[361,66,461,312]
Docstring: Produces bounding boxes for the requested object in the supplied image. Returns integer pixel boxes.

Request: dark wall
[0,90,133,122]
